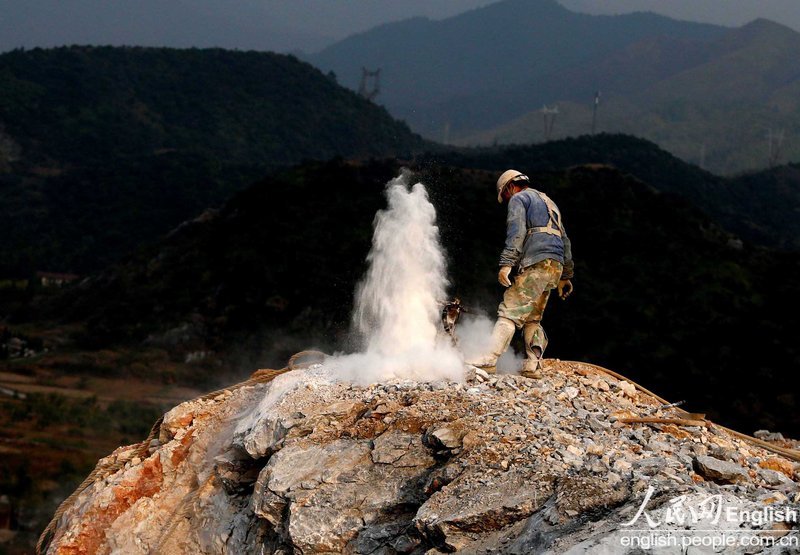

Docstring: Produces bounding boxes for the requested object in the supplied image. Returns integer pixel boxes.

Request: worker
[467,170,574,378]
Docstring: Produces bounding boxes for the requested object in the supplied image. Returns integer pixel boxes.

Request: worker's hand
[498,266,512,287]
[558,279,573,300]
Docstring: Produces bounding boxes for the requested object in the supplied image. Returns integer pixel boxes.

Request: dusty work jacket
[499,188,574,279]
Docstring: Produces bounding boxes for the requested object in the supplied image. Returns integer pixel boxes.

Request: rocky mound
[43,361,799,554]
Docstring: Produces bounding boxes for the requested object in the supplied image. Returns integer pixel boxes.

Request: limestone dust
[324,170,465,384]
[455,313,523,374]
[238,172,466,439]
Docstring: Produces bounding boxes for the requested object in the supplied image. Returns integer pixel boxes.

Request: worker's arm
[561,231,574,280]
[558,226,575,299]
[499,195,526,268]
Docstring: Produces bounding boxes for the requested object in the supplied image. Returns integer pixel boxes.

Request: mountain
[433,134,800,251]
[559,0,800,31]
[458,18,800,174]
[0,0,498,55]
[0,46,426,276]
[20,146,800,436]
[311,0,800,173]
[41,361,800,553]
[309,0,726,138]
[5,139,800,552]
[0,46,424,169]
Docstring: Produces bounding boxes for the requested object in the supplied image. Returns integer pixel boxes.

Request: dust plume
[324,171,464,384]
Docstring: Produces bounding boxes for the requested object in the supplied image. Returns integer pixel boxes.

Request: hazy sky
[0,0,798,54]
[0,0,496,53]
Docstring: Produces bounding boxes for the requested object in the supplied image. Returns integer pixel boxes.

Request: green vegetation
[7,393,162,437]
[23,151,799,436]
[0,46,427,277]
[0,152,268,276]
[433,134,800,251]
[0,46,424,167]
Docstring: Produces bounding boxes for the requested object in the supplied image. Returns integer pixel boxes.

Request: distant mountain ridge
[311,0,800,173]
[465,18,800,174]
[310,0,726,136]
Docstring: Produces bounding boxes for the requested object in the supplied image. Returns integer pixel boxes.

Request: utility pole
[591,91,601,135]
[541,105,558,141]
[767,128,785,168]
[358,67,381,102]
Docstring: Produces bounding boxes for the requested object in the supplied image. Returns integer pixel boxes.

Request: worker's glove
[558,279,573,300]
[498,266,512,287]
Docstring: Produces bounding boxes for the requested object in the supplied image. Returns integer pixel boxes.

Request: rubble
[693,455,749,484]
[44,361,800,554]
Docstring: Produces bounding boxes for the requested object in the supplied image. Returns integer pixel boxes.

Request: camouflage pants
[498,259,563,349]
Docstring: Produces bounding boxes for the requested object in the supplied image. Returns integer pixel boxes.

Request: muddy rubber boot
[466,317,516,374]
[521,322,548,379]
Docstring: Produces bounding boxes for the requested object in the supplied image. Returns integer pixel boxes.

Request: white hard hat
[496,169,529,203]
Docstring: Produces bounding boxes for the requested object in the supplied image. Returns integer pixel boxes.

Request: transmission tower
[541,105,559,141]
[358,67,381,102]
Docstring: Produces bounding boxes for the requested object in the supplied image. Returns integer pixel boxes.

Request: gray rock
[693,455,749,484]
[758,468,794,487]
[414,468,554,551]
[754,430,785,442]
[709,446,739,461]
[44,363,799,555]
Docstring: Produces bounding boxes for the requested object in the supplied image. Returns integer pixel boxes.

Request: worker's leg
[468,260,560,373]
[503,259,561,378]
[521,289,552,378]
[498,259,562,327]
[465,316,515,373]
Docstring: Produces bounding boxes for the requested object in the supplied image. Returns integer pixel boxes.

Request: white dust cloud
[455,313,523,374]
[323,171,465,384]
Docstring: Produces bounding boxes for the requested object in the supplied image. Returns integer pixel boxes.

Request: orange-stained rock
[759,457,795,479]
[56,456,162,555]
[170,430,195,467]
[660,425,693,440]
[174,413,194,428]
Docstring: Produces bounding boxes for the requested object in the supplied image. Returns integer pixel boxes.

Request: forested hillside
[467,19,800,174]
[23,155,800,437]
[433,135,800,251]
[0,46,423,167]
[0,46,426,276]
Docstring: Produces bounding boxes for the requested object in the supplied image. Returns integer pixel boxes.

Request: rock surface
[45,361,800,554]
